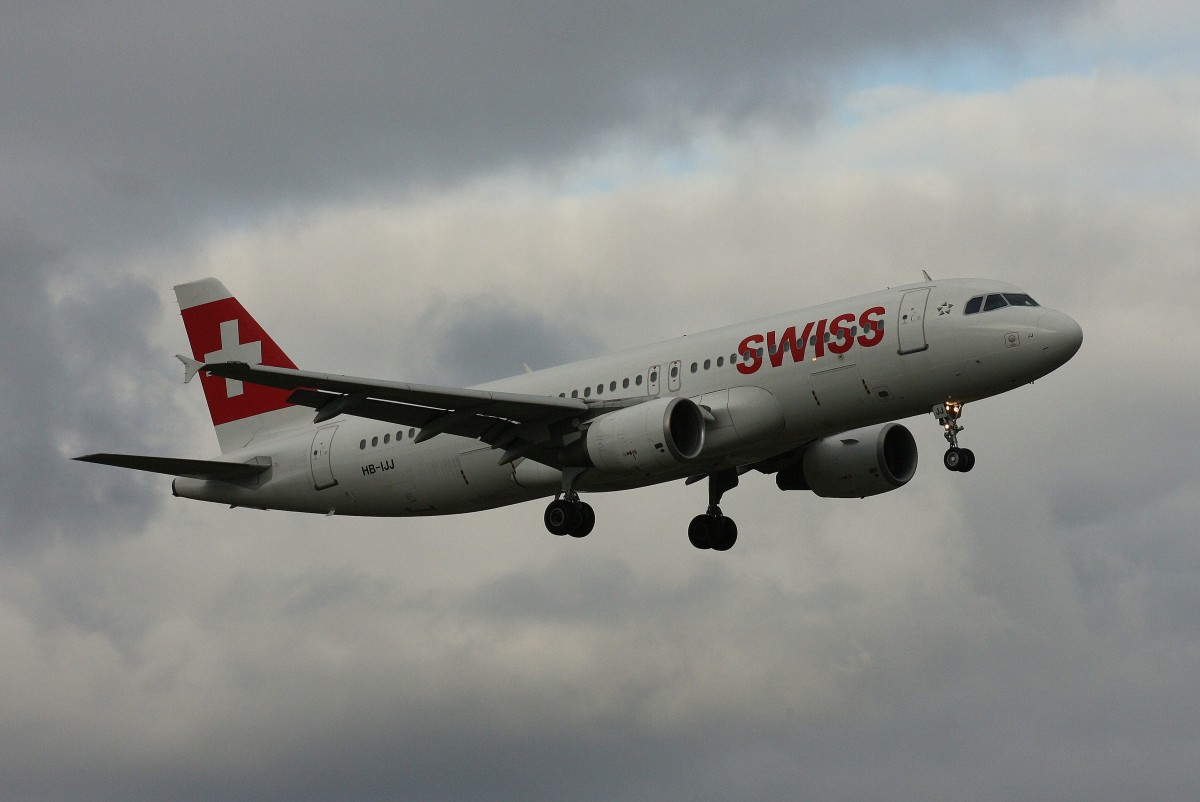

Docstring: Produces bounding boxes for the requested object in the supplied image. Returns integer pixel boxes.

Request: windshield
[964,292,1039,315]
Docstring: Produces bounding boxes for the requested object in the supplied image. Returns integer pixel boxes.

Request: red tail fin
[175,279,309,451]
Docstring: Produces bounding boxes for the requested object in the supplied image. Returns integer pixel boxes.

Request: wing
[75,453,271,481]
[194,360,641,465]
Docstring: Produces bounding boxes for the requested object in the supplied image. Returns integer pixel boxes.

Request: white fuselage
[173,279,1082,516]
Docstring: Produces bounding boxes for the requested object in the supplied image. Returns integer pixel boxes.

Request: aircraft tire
[545,499,581,536]
[959,449,976,473]
[570,502,595,538]
[944,447,964,471]
[688,515,713,549]
[711,516,737,551]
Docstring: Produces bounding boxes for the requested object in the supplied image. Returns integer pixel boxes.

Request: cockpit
[963,292,1040,315]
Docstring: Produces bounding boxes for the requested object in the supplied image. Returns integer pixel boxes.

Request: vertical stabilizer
[175,278,311,452]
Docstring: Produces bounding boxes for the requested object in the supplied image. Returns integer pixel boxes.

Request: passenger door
[310,425,338,490]
[897,288,931,355]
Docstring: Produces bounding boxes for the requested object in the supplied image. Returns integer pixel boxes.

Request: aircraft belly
[457,446,534,506]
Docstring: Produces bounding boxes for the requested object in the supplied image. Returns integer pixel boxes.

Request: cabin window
[690,362,698,373]
[371,436,379,447]
[359,439,366,450]
[635,374,643,386]
[610,381,617,392]
[397,431,404,441]
[584,387,591,398]
[623,377,630,389]
[717,356,724,367]
[383,434,390,444]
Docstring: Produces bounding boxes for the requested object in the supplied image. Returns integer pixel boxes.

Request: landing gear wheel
[711,516,738,552]
[570,502,595,538]
[689,513,737,551]
[688,515,713,549]
[944,447,964,472]
[943,447,977,473]
[545,498,594,537]
[545,499,582,536]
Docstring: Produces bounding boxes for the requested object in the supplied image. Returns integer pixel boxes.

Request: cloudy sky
[4,1,1199,799]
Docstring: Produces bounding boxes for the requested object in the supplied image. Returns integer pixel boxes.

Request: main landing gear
[544,495,595,537]
[934,401,976,473]
[688,468,739,551]
[544,467,594,538]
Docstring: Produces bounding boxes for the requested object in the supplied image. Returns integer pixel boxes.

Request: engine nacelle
[581,396,705,475]
[777,422,918,498]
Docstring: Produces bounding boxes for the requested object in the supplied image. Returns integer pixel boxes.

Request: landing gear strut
[934,401,975,473]
[544,467,594,538]
[689,468,739,551]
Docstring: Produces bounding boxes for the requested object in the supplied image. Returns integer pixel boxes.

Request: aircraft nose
[1036,309,1084,360]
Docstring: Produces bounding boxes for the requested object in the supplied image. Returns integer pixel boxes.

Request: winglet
[176,353,204,384]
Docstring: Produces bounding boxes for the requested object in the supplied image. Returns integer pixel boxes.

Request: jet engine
[578,396,705,475]
[776,422,918,498]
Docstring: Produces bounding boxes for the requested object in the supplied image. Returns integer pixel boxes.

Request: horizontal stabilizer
[74,453,271,481]
[175,353,204,384]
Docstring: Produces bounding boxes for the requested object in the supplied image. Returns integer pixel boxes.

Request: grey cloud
[0,226,182,548]
[10,504,1200,802]
[2,2,1093,243]
[418,293,603,385]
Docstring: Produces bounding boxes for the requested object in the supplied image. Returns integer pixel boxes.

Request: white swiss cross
[204,319,262,398]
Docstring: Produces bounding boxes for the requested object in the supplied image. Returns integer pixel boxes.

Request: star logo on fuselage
[937,302,954,316]
[204,319,262,398]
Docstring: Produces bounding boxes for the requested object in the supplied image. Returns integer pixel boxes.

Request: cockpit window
[1003,293,1039,307]
[963,291,1043,315]
[983,294,1008,312]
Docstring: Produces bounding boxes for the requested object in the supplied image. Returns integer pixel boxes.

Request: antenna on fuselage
[922,270,933,281]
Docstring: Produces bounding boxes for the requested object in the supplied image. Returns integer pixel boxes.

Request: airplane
[76,276,1082,551]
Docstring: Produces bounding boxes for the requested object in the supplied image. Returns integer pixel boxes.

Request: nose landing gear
[934,401,975,472]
